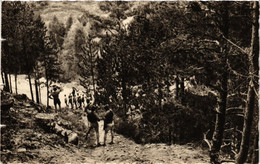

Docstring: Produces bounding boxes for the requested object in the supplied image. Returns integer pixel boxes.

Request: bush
[114,117,141,142]
[114,90,217,145]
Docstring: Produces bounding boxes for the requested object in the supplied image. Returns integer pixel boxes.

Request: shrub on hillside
[114,91,216,144]
[114,118,141,142]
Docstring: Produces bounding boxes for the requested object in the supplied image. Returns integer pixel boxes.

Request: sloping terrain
[33,1,108,27]
[1,92,210,163]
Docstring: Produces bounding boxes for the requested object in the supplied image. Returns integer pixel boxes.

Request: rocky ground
[1,92,210,163]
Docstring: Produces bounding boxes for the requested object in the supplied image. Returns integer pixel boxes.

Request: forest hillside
[1,1,259,164]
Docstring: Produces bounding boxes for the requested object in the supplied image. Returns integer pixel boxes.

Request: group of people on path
[49,85,114,147]
[64,87,92,110]
[85,104,114,146]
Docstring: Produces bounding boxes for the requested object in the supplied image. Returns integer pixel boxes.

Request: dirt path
[22,132,209,164]
[1,94,210,164]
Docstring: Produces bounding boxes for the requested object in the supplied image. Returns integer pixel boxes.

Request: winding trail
[2,94,210,164]
[30,132,210,164]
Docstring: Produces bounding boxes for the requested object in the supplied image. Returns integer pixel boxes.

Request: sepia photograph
[1,1,259,163]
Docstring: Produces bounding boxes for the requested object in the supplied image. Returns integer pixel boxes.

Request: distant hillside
[29,1,147,83]
[31,1,108,30]
[28,2,106,82]
[35,2,103,20]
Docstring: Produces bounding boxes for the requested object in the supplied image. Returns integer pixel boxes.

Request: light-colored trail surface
[27,133,209,164]
[2,92,210,164]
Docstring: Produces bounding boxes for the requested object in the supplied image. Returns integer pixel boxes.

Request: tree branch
[203,129,212,149]
[221,142,231,149]
[220,159,235,163]
[226,59,248,78]
[252,85,259,99]
[222,34,249,55]
[226,107,244,113]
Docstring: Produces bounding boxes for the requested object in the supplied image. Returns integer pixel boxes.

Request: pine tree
[43,36,62,106]
[1,1,25,92]
[78,34,98,101]
[66,15,73,34]
[236,2,259,163]
[49,15,66,49]
[2,2,46,100]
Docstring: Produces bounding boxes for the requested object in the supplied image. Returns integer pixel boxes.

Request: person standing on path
[69,94,73,110]
[81,94,85,108]
[64,94,68,107]
[72,87,78,97]
[73,94,77,109]
[85,105,101,147]
[49,87,62,112]
[77,93,82,109]
[103,105,114,145]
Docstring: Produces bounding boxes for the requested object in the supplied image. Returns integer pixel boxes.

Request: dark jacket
[87,111,100,123]
[104,110,114,125]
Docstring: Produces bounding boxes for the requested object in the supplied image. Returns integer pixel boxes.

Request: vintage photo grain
[1,1,259,163]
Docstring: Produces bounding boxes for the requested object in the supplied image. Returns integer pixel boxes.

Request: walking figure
[69,94,73,109]
[72,87,78,97]
[64,94,68,107]
[81,94,85,108]
[77,93,82,109]
[85,105,101,147]
[49,87,62,112]
[103,105,114,145]
[73,95,77,109]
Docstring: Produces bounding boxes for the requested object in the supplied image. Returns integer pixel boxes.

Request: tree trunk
[1,72,5,84]
[168,118,172,145]
[235,2,258,163]
[158,82,163,110]
[28,74,34,102]
[89,43,96,100]
[122,78,127,113]
[35,78,40,104]
[180,77,185,103]
[47,79,49,107]
[210,90,227,163]
[175,76,179,100]
[9,74,12,94]
[180,77,184,93]
[4,72,10,92]
[251,134,259,164]
[45,49,49,107]
[38,80,41,104]
[15,74,18,95]
[210,3,229,163]
[236,80,256,164]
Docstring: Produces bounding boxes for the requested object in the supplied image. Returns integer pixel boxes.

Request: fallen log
[35,113,56,120]
[35,113,78,145]
[66,132,78,145]
[50,122,78,145]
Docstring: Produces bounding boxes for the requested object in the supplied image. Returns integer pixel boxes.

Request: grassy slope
[36,1,107,27]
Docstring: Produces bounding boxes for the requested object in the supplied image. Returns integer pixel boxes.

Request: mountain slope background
[31,2,105,82]
[30,1,145,82]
